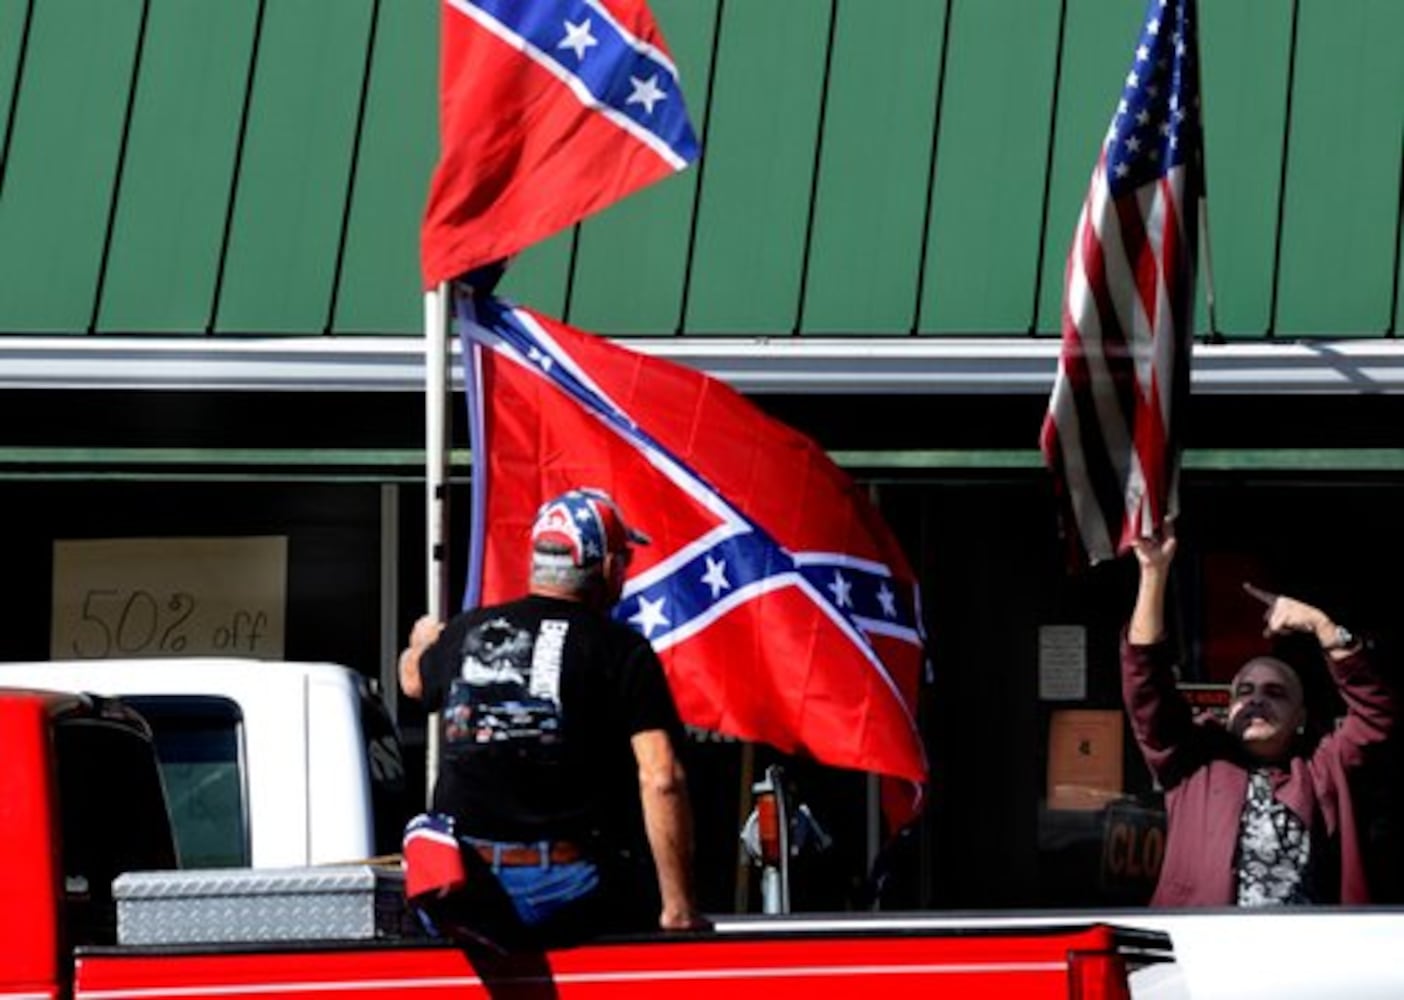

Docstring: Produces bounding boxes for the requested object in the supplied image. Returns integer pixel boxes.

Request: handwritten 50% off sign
[51,536,287,659]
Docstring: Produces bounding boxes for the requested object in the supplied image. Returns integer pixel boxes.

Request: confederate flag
[457,287,930,830]
[421,0,700,288]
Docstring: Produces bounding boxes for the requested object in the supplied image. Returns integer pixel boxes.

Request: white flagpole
[1198,189,1218,339]
[423,281,452,803]
[865,484,884,879]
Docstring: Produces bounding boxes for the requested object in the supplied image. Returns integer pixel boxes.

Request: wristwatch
[1324,624,1358,650]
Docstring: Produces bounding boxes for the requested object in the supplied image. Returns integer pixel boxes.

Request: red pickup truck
[1,686,1172,999]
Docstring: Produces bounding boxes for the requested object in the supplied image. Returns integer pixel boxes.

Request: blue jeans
[468,838,601,930]
[414,838,650,949]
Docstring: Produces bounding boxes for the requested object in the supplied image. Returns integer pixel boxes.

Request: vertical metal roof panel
[801,0,947,335]
[497,226,573,320]
[96,0,258,335]
[0,0,29,178]
[1196,0,1293,338]
[918,0,1060,335]
[1397,217,1404,336]
[567,0,719,337]
[214,0,374,334]
[683,0,831,335]
[332,0,437,335]
[1275,0,1403,334]
[1032,0,1140,334]
[0,0,141,333]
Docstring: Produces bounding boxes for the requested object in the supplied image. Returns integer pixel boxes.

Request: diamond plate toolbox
[113,864,413,945]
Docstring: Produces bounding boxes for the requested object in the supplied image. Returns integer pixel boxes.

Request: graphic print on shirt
[1234,768,1313,906]
[443,617,569,747]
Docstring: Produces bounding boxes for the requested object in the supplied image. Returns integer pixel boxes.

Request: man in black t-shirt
[399,487,706,946]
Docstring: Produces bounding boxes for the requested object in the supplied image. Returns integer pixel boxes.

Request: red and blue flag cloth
[457,287,930,830]
[1040,0,1203,565]
[403,812,467,902]
[421,0,700,288]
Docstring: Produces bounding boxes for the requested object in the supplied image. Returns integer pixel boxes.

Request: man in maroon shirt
[1124,526,1396,906]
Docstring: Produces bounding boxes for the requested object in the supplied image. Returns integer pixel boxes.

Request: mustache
[1229,707,1273,736]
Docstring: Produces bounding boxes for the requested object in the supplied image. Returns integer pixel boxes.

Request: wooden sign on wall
[51,537,287,660]
[1046,709,1124,811]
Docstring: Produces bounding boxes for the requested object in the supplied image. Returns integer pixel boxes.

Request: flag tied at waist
[403,812,467,902]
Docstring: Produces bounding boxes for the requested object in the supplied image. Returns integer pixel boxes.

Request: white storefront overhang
[1,336,1402,395]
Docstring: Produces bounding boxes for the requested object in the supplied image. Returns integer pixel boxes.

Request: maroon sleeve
[1317,646,1397,770]
[1121,630,1212,788]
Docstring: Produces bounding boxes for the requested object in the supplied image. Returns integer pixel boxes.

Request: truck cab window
[123,695,249,868]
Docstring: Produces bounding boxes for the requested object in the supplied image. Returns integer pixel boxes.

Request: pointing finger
[1242,582,1279,608]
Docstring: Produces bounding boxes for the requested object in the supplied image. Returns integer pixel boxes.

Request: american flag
[1040,0,1203,565]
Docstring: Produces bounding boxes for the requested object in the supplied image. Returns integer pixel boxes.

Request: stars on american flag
[1104,0,1198,195]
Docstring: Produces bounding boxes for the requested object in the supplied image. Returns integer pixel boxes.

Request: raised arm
[1129,530,1176,644]
[630,728,707,931]
[1253,591,1396,766]
[1122,528,1202,786]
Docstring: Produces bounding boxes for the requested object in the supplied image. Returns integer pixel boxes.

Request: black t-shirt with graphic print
[419,594,684,848]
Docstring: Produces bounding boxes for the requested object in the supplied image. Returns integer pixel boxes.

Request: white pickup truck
[0,657,408,868]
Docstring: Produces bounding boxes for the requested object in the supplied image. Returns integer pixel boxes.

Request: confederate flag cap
[531,488,650,569]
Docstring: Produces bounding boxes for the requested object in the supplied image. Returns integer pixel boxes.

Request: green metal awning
[1,0,1399,342]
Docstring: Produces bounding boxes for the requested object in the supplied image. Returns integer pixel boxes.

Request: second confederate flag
[457,288,929,829]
